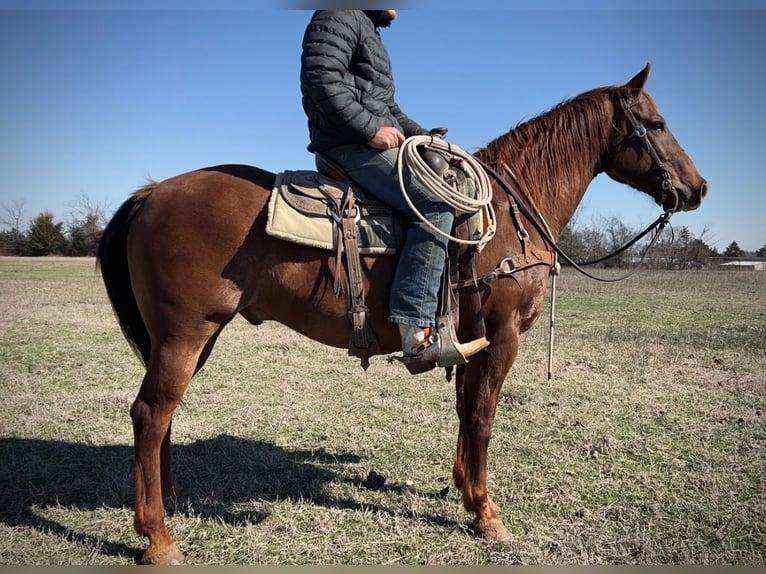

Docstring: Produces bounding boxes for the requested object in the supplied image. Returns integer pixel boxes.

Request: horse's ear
[625,63,651,101]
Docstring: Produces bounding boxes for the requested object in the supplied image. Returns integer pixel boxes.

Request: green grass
[0,257,763,564]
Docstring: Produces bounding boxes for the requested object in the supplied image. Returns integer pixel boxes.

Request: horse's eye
[650,121,665,132]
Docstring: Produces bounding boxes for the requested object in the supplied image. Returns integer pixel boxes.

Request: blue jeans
[325,144,454,328]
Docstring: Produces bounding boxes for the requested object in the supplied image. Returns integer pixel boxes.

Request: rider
[300,10,489,372]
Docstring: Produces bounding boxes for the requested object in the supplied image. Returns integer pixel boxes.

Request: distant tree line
[558,215,764,269]
[0,197,107,257]
[1,198,765,265]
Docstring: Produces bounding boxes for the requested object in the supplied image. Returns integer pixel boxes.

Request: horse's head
[602,63,707,213]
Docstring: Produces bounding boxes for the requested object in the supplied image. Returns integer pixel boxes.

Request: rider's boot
[397,322,489,375]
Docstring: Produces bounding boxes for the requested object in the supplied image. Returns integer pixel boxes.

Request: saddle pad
[266,170,402,255]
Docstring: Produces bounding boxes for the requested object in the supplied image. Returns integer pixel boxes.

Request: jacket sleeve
[300,12,382,144]
[389,101,429,137]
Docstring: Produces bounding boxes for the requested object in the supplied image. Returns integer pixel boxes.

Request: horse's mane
[475,86,620,204]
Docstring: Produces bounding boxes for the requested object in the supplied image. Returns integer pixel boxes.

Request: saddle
[266,152,487,371]
[267,169,402,255]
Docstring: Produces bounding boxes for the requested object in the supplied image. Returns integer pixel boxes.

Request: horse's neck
[479,97,611,239]
[525,158,596,241]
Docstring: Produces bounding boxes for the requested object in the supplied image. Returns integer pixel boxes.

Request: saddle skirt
[267,170,403,254]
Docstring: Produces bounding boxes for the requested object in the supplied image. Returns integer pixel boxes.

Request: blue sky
[0,2,764,251]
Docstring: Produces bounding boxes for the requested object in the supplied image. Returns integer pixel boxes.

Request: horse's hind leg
[130,329,218,565]
[157,330,222,501]
[159,423,176,499]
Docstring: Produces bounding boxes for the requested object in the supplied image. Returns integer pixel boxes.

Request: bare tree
[67,192,109,229]
[0,200,27,255]
[0,199,27,232]
[602,216,637,268]
[66,192,109,256]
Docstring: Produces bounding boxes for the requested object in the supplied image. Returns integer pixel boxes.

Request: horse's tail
[96,183,155,366]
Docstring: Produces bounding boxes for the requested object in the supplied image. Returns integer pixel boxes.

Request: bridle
[621,96,680,213]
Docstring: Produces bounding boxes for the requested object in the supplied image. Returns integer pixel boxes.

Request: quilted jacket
[300,10,428,153]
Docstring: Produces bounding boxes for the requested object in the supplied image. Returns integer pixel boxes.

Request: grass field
[0,256,763,565]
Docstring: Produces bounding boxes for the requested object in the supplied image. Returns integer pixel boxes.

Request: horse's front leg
[453,330,518,541]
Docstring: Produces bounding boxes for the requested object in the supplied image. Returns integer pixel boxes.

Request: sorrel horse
[97,64,706,564]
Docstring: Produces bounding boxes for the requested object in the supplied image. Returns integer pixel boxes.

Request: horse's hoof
[472,516,513,542]
[140,543,185,565]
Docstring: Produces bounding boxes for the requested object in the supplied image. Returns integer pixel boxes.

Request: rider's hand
[368,126,406,150]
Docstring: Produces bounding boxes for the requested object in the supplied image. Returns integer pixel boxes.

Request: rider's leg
[325,144,488,367]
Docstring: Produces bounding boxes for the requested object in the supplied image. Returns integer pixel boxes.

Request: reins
[473,158,674,284]
[397,134,673,285]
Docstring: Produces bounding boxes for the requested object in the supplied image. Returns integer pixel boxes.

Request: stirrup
[433,315,489,368]
[392,316,490,375]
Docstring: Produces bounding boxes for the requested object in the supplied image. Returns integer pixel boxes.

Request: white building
[719,261,766,271]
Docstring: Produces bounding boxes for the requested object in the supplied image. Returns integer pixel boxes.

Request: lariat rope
[397,135,496,250]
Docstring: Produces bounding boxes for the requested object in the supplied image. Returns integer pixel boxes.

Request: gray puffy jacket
[300,10,428,153]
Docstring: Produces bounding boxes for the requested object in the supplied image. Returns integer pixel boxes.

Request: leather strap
[452,247,556,290]
[338,188,380,370]
[453,215,486,341]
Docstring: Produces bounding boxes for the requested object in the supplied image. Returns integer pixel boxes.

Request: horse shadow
[0,434,459,562]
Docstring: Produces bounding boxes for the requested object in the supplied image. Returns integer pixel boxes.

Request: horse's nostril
[700,181,709,199]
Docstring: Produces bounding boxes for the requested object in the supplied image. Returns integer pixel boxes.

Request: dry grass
[0,257,763,564]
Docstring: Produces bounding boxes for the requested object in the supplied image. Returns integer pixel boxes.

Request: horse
[97,63,706,564]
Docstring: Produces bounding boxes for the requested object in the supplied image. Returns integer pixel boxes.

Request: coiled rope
[396,135,496,250]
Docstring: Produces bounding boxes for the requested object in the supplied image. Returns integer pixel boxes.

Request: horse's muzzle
[676,180,708,212]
